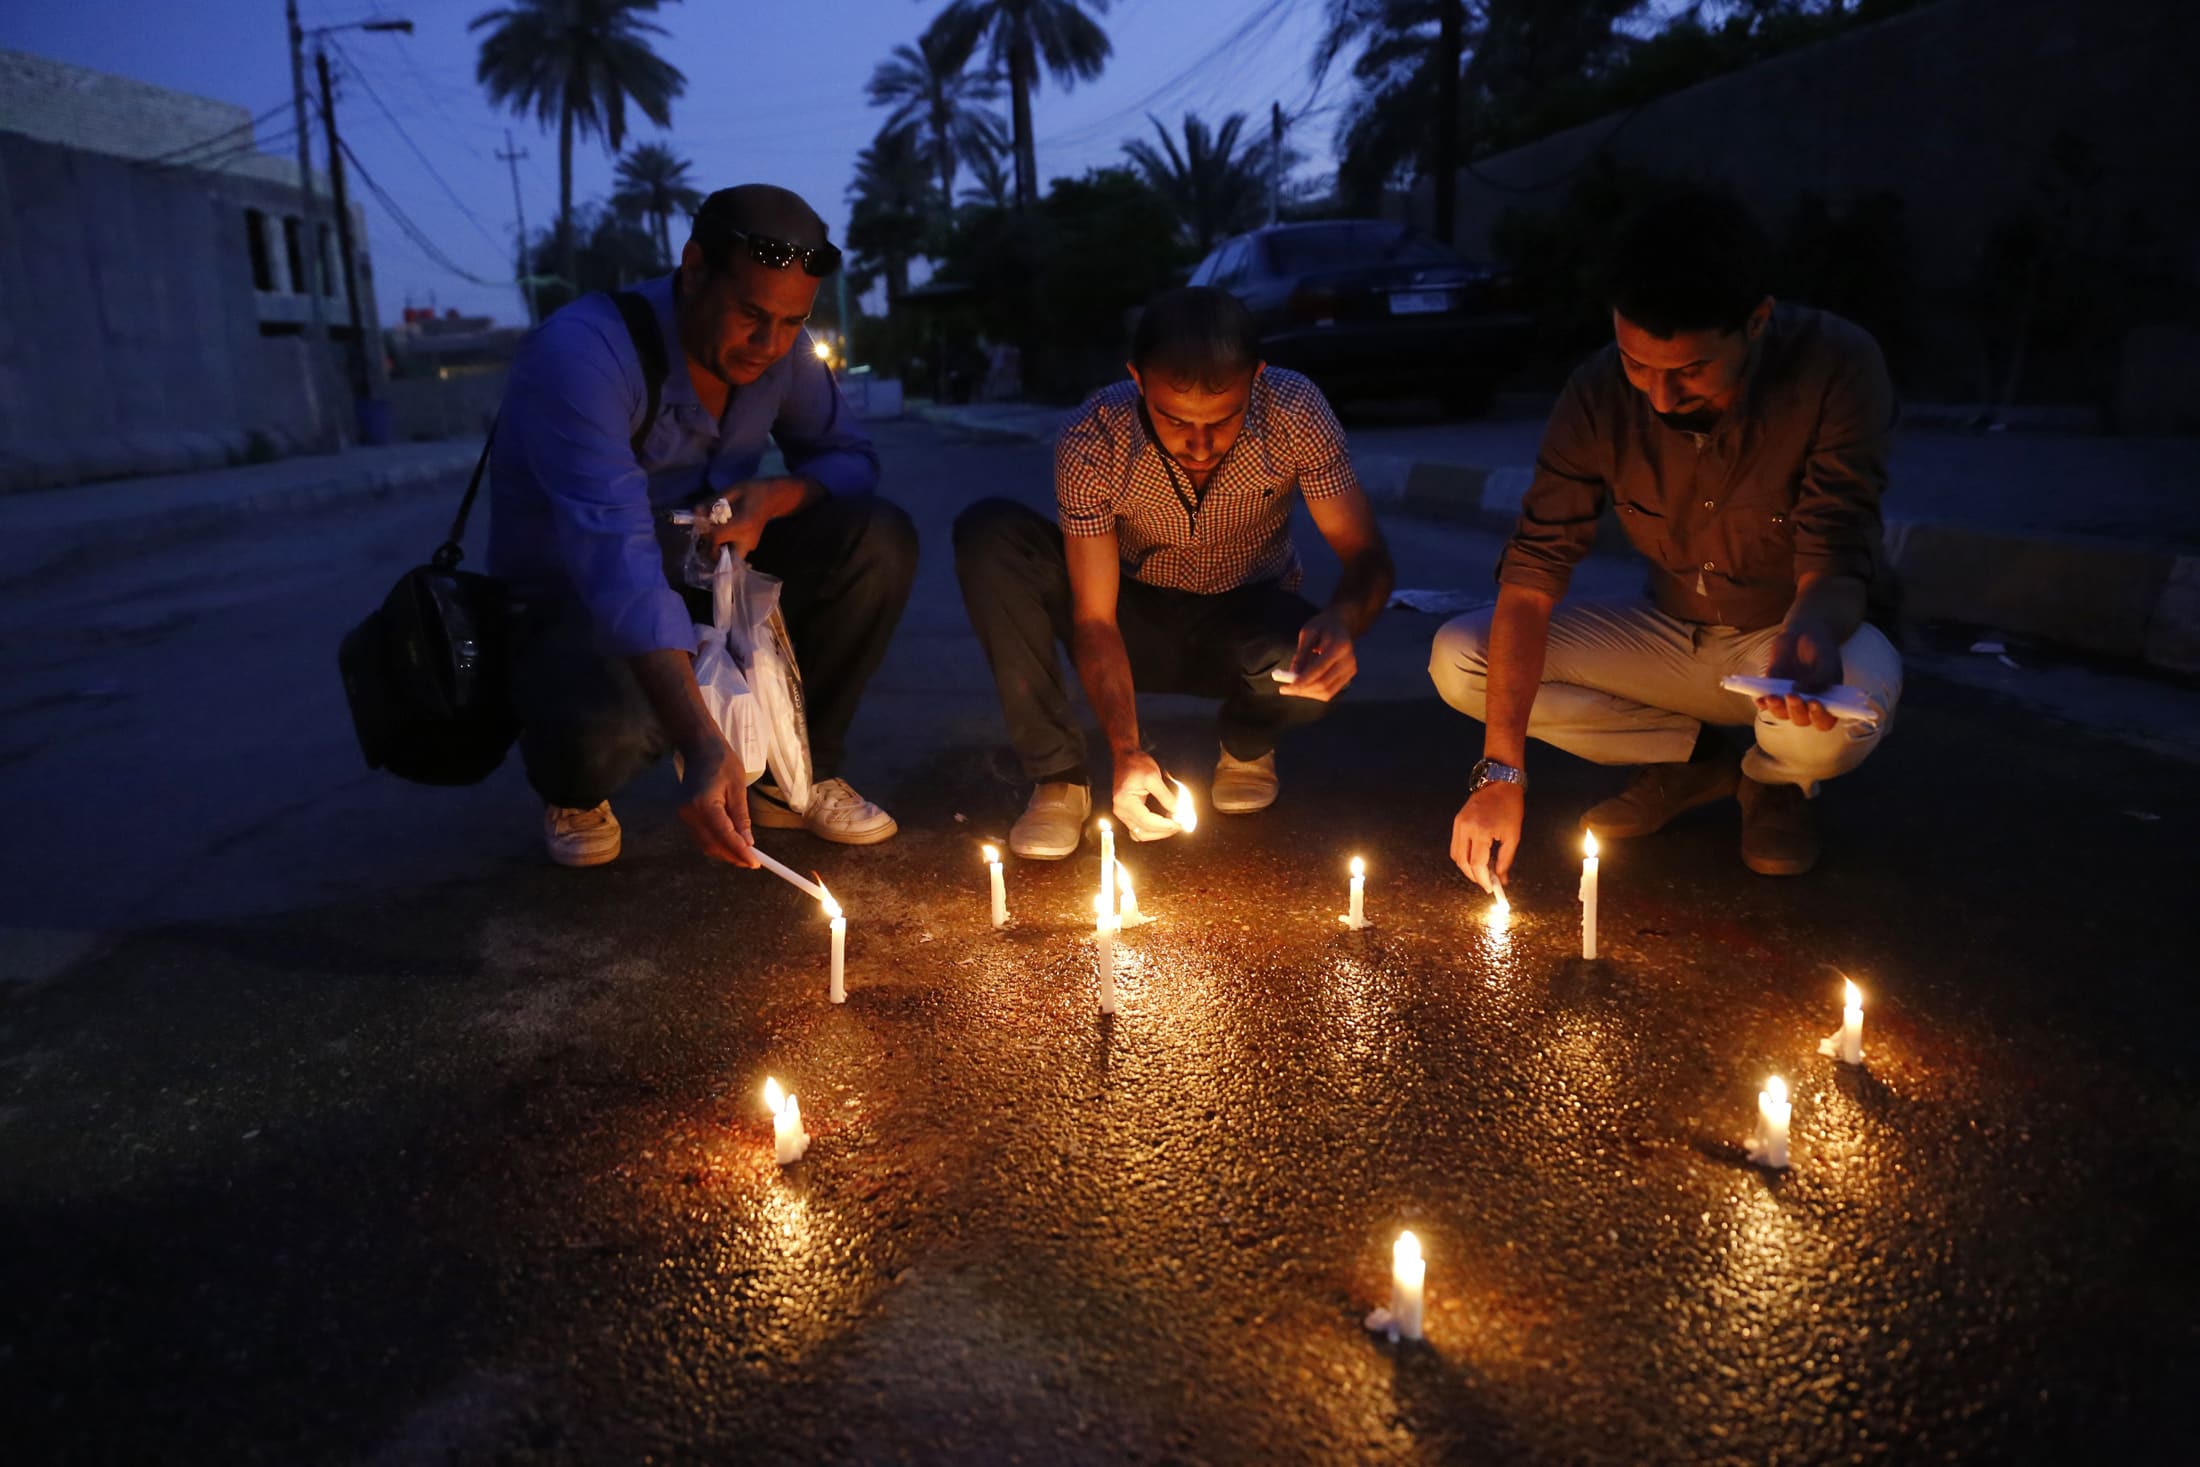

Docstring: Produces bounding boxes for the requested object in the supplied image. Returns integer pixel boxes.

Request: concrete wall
[387,369,505,445]
[0,131,367,490]
[1430,0,2200,409]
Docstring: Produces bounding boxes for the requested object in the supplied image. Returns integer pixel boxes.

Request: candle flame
[1844,979,1862,1009]
[1099,817,1112,833]
[818,884,842,921]
[1116,861,1134,900]
[1765,1074,1787,1105]
[763,1076,785,1115]
[1173,779,1197,833]
[1584,831,1600,859]
[983,845,999,864]
[1350,855,1365,878]
[1394,1229,1422,1268]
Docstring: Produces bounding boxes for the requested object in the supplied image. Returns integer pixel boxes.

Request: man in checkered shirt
[953,287,1396,860]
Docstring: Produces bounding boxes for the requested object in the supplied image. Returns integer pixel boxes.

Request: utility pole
[1433,0,1462,245]
[497,129,538,323]
[316,49,370,400]
[1269,101,1285,227]
[285,1,329,346]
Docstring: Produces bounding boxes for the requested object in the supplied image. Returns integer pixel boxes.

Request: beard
[1654,405,1724,434]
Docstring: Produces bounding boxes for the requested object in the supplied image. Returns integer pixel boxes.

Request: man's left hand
[700,477,811,559]
[1760,617,1844,730]
[1280,610,1357,702]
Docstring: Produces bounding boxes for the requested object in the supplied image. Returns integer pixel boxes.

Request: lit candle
[985,845,1008,929]
[1173,779,1197,834]
[1339,855,1371,930]
[1391,1230,1426,1341]
[1099,818,1116,916]
[1748,1074,1791,1170]
[1819,979,1864,1066]
[1093,892,1119,1012]
[1116,861,1154,927]
[763,1076,809,1166]
[1579,832,1600,959]
[1489,877,1511,929]
[823,890,846,1004]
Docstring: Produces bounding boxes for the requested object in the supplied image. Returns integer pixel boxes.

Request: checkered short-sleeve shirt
[1054,368,1361,594]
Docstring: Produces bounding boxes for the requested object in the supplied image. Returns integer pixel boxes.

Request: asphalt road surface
[3,421,2196,1464]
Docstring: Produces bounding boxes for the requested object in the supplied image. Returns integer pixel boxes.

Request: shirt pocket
[1720,480,1795,581]
[1613,492,1680,571]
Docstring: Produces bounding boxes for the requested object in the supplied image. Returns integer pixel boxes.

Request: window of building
[319,223,339,300]
[244,208,273,291]
[282,216,305,296]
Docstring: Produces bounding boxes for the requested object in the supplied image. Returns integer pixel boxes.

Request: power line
[132,100,293,169]
[326,36,511,260]
[333,128,514,289]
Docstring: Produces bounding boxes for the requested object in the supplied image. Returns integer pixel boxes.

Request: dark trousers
[513,494,919,809]
[952,497,1330,784]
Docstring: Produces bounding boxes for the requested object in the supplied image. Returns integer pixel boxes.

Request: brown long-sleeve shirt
[1498,304,1895,631]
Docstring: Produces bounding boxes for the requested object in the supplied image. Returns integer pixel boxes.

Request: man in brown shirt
[1431,193,1901,880]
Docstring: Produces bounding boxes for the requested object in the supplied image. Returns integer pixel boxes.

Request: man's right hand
[1112,750,1182,841]
[676,737,759,867]
[1451,781,1525,893]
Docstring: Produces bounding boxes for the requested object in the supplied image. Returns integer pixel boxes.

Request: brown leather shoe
[1738,776,1820,876]
[1582,748,1742,839]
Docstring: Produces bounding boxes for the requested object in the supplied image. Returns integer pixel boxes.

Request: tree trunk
[1010,33,1037,211]
[1433,0,1462,244]
[558,105,577,296]
[888,255,910,302]
[656,208,672,272]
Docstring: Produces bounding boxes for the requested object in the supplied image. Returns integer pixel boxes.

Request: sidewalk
[909,398,2200,674]
[0,438,484,587]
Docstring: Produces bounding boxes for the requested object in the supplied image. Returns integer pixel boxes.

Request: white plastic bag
[692,547,815,810]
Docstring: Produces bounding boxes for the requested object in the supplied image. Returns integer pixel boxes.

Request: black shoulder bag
[337,290,669,786]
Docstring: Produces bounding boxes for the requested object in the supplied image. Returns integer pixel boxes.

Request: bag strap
[611,288,669,459]
[430,290,671,572]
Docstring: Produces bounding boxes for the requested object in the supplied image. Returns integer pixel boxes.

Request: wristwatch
[1467,757,1526,795]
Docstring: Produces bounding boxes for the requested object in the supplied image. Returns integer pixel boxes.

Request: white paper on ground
[1719,676,1884,732]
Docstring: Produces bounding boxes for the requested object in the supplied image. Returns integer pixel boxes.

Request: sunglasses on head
[717,227,842,278]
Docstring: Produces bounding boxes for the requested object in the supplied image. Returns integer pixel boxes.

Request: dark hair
[1130,286,1262,390]
[1606,190,1772,338]
[689,184,830,269]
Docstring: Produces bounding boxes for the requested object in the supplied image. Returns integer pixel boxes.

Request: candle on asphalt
[1340,856,1372,930]
[822,889,846,1004]
[1818,978,1865,1066]
[763,1076,809,1166]
[1094,892,1118,1014]
[1099,818,1116,916]
[1749,1074,1791,1170]
[985,845,1009,929]
[1579,832,1600,959]
[1116,861,1154,927]
[1391,1230,1427,1341]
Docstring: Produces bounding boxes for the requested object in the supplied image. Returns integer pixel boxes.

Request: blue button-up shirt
[486,273,879,657]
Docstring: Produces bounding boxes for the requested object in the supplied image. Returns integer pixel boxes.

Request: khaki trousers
[1428,597,1902,791]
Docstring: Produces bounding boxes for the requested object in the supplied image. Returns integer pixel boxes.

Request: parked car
[1185,220,1530,413]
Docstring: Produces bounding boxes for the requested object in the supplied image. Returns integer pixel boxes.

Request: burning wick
[1819,978,1864,1066]
[763,1076,809,1166]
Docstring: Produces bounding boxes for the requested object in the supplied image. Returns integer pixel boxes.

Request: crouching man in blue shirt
[489,184,916,868]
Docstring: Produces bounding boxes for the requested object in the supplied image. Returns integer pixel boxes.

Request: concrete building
[0,49,385,491]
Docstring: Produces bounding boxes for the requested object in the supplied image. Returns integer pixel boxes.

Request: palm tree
[470,0,687,297]
[957,146,1014,210]
[866,20,1009,205]
[1121,112,1270,255]
[844,126,935,302]
[934,0,1113,210]
[611,141,704,269]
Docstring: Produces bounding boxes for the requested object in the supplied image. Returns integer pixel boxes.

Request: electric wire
[326,36,514,259]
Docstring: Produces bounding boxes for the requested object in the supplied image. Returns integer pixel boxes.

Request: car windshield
[1263,223,1457,276]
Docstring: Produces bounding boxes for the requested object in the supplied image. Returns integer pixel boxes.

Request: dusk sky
[1,0,1344,326]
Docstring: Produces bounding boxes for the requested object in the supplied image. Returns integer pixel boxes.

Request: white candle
[985,845,1009,929]
[1488,880,1511,931]
[1099,818,1116,916]
[763,1076,809,1166]
[1840,980,1863,1065]
[1579,832,1600,959]
[1094,892,1118,1014]
[820,889,846,1004]
[1116,861,1154,927]
[1172,779,1197,834]
[1391,1230,1426,1341]
[1340,855,1371,930]
[1749,1074,1791,1170]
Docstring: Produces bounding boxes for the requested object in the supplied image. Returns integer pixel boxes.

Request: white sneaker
[1010,782,1091,860]
[752,777,899,845]
[1211,746,1278,814]
[544,801,621,867]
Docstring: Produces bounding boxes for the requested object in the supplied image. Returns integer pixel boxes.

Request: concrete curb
[0,446,481,588]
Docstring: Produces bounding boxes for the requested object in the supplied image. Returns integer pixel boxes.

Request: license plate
[1389,290,1450,315]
